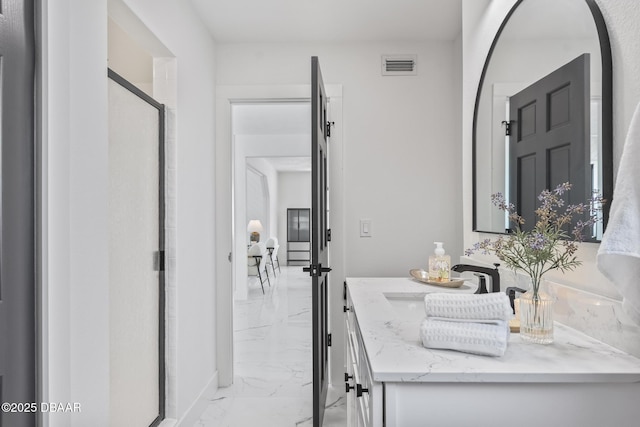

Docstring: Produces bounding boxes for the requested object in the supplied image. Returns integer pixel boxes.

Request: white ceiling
[232,102,310,135]
[233,103,311,172]
[189,0,462,43]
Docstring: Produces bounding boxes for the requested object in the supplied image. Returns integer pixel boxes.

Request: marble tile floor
[193,265,347,426]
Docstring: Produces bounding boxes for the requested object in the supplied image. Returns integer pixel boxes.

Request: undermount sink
[384,293,427,322]
[382,280,478,323]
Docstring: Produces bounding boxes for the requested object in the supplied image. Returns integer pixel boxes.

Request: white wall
[107,17,154,95]
[277,172,312,262]
[246,157,279,241]
[217,41,463,277]
[42,0,217,425]
[462,0,640,356]
[41,1,109,425]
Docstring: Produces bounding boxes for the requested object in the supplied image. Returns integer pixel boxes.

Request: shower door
[108,69,165,427]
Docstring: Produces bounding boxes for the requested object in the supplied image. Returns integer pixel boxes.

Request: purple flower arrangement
[466,182,604,297]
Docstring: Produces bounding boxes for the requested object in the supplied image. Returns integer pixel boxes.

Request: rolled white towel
[424,292,513,321]
[420,317,510,357]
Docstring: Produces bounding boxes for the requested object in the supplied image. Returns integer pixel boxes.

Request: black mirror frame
[472,0,613,237]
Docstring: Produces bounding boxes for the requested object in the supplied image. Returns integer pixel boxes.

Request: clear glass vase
[519,290,554,344]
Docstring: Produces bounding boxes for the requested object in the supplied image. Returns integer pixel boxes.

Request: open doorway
[223,102,318,423]
[231,102,312,299]
[215,83,345,399]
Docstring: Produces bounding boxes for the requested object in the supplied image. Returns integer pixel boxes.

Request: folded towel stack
[423,292,514,321]
[420,293,513,357]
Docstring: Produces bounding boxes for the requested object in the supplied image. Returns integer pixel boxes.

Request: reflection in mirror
[473,0,612,240]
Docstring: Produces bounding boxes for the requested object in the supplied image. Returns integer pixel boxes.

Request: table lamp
[247,220,264,243]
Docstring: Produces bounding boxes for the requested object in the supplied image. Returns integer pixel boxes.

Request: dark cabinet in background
[287,208,311,264]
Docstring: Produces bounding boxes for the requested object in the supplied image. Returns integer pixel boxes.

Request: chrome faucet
[451,263,501,294]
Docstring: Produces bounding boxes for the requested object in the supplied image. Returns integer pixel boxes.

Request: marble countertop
[346,277,640,383]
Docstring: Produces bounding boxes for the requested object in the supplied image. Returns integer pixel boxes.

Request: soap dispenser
[429,242,451,282]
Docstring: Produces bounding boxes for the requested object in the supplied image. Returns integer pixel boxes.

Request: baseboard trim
[176,371,219,426]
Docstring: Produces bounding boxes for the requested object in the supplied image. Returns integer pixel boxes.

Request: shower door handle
[154,250,165,271]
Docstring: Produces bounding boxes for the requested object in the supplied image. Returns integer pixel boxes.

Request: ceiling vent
[382,55,417,76]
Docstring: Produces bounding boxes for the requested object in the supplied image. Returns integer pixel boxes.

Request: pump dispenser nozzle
[434,242,445,256]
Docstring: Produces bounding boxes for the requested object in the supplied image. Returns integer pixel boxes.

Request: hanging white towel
[420,318,510,357]
[424,292,513,321]
[597,102,640,325]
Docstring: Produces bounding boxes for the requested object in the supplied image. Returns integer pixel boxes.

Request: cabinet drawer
[345,283,382,427]
[345,289,356,337]
[354,323,373,426]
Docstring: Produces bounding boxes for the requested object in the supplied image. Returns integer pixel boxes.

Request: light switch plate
[360,219,373,237]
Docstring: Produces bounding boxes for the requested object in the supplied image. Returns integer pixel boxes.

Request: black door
[308,56,330,427]
[509,54,590,230]
[0,0,36,426]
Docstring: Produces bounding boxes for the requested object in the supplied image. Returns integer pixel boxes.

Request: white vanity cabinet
[345,277,640,427]
[344,289,382,427]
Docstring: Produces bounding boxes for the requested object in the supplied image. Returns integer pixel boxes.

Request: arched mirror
[473,0,612,240]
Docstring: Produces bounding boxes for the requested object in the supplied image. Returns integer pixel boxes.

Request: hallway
[193,265,347,426]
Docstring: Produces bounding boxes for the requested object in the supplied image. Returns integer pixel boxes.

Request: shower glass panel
[108,74,165,427]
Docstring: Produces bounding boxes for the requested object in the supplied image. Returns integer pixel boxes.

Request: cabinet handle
[346,383,355,393]
[344,373,353,381]
[356,384,369,397]
[343,305,350,312]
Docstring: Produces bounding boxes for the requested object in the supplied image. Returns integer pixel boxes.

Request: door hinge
[501,120,513,136]
[327,228,332,242]
[326,121,335,138]
[328,333,332,347]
